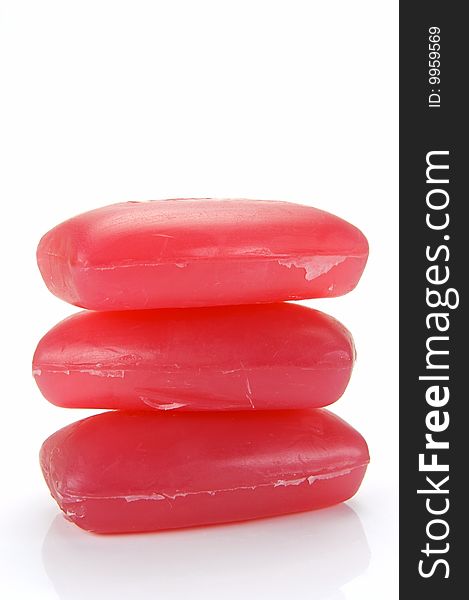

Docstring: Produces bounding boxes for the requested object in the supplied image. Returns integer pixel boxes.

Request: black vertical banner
[400,1,465,596]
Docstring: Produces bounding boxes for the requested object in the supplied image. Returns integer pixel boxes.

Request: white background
[0,1,398,598]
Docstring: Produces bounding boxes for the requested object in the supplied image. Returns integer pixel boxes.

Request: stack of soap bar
[34,199,369,534]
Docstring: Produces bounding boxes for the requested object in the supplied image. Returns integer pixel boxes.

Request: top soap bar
[37,199,368,310]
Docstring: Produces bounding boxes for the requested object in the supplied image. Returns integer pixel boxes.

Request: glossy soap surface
[37,199,368,310]
[40,409,369,534]
[33,303,355,411]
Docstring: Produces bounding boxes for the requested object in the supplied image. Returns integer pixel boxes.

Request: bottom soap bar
[40,410,369,534]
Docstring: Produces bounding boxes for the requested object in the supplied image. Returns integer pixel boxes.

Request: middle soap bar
[33,303,355,411]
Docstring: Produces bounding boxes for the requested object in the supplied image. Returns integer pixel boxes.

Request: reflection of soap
[33,303,355,411]
[37,199,369,310]
[40,409,369,534]
[42,505,370,600]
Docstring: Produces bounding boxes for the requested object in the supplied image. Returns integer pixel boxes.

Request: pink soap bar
[37,199,368,310]
[33,303,355,411]
[40,409,369,533]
